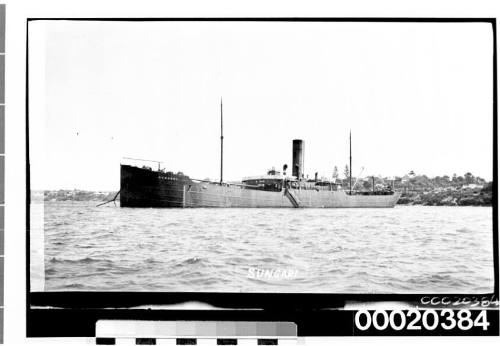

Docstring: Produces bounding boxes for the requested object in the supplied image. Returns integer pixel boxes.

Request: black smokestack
[292,139,305,179]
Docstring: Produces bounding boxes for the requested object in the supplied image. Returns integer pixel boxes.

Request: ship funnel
[292,139,305,179]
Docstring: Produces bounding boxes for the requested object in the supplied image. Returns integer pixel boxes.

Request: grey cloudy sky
[29,21,493,190]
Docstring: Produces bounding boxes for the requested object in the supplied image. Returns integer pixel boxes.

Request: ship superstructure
[120,138,400,208]
[119,101,400,208]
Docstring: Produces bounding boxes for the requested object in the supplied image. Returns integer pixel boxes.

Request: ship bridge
[242,168,296,192]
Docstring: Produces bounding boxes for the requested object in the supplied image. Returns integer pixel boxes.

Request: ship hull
[120,165,400,208]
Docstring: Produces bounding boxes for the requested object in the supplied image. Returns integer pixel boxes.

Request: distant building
[462,183,484,190]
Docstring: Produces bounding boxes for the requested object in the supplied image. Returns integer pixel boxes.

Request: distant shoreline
[33,185,492,207]
[398,188,491,206]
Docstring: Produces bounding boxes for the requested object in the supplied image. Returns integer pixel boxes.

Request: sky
[28,21,494,191]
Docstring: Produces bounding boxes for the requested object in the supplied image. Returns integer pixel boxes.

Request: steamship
[119,102,400,208]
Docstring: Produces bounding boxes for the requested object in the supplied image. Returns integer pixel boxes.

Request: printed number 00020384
[354,310,490,331]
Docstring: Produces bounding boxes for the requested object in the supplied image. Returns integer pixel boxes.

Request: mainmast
[220,98,224,184]
[349,130,352,194]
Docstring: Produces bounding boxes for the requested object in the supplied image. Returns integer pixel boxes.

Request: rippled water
[36,202,494,293]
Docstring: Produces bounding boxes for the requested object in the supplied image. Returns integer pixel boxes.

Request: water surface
[36,202,494,293]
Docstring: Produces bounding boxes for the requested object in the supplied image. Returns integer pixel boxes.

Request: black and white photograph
[28,19,495,297]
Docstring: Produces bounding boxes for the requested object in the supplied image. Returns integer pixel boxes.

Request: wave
[49,256,110,264]
[179,257,203,265]
[45,268,57,275]
[60,283,87,289]
[51,221,70,227]
[407,273,470,288]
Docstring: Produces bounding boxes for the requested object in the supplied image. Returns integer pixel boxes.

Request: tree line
[331,165,490,192]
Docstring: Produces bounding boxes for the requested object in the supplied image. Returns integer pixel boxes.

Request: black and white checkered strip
[95,337,296,345]
[95,320,297,346]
